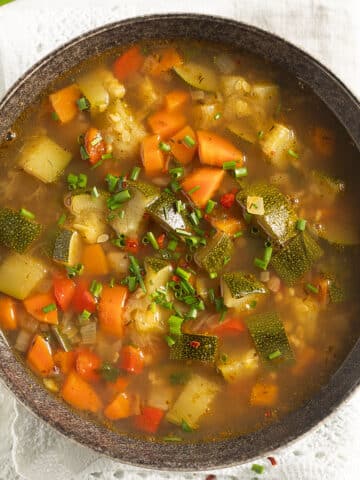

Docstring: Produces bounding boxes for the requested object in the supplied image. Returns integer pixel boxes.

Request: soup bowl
[0,14,359,471]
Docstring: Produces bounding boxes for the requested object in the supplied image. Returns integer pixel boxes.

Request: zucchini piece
[110,180,160,237]
[144,256,173,294]
[260,123,297,169]
[174,62,219,92]
[166,373,220,429]
[328,277,346,303]
[194,231,233,275]
[19,135,72,183]
[246,311,294,364]
[0,208,41,253]
[52,228,82,266]
[0,253,47,300]
[169,333,218,363]
[217,349,259,383]
[237,183,297,244]
[146,190,191,236]
[271,231,324,286]
[221,272,268,310]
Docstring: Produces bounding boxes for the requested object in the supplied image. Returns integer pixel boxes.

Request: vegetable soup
[0,40,359,441]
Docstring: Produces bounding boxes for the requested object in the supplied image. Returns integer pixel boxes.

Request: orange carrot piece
[23,292,58,325]
[148,110,187,138]
[113,45,144,81]
[84,127,106,165]
[209,215,245,235]
[98,285,128,338]
[49,84,81,123]
[53,350,76,375]
[212,317,246,336]
[61,370,103,413]
[27,334,54,377]
[134,406,165,433]
[0,296,17,330]
[105,376,129,401]
[141,134,166,176]
[250,383,278,407]
[75,349,101,382]
[82,244,109,276]
[53,273,76,311]
[181,167,225,208]
[104,392,131,420]
[311,126,335,157]
[120,345,144,374]
[149,47,183,76]
[197,130,244,167]
[169,125,197,164]
[165,90,190,111]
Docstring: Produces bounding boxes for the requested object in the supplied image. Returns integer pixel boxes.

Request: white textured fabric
[0,1,359,479]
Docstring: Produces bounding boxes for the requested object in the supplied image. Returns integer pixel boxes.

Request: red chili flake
[264,410,272,418]
[267,456,277,466]
[203,213,210,221]
[205,475,217,480]
[157,233,166,249]
[189,340,201,349]
[125,238,139,254]
[171,275,180,282]
[220,192,235,209]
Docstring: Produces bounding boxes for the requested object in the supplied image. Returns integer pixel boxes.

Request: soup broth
[0,39,359,441]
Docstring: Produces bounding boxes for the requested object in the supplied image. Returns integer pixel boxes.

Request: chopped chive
[130,166,141,181]
[222,160,237,170]
[234,167,248,178]
[187,185,200,195]
[205,199,217,214]
[119,209,125,219]
[233,231,243,238]
[214,112,222,120]
[91,159,104,170]
[254,258,267,270]
[288,148,299,158]
[77,173,88,188]
[105,174,118,193]
[57,213,67,226]
[257,130,264,139]
[108,189,131,206]
[80,309,91,320]
[90,280,103,298]
[80,145,89,160]
[101,152,113,160]
[165,335,176,347]
[195,208,202,219]
[168,315,184,336]
[147,231,159,250]
[209,272,218,279]
[109,278,115,288]
[99,362,120,382]
[127,276,137,292]
[91,136,101,146]
[251,464,265,474]
[249,300,258,309]
[169,180,181,192]
[175,228,192,237]
[268,349,282,360]
[91,186,99,198]
[159,141,171,152]
[296,218,307,231]
[186,307,198,319]
[19,208,35,220]
[167,239,178,251]
[163,435,182,442]
[189,211,199,226]
[306,283,319,294]
[129,255,146,293]
[67,173,78,189]
[221,353,228,363]
[181,419,193,432]
[183,135,196,148]
[176,199,184,213]
[77,96,90,111]
[175,267,191,281]
[264,245,273,264]
[169,167,184,179]
[42,303,56,313]
[208,288,215,303]
[66,263,84,278]
[51,111,59,121]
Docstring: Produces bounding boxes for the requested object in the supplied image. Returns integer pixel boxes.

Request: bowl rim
[0,13,359,471]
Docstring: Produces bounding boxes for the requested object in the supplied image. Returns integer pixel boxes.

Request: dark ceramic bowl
[0,14,359,471]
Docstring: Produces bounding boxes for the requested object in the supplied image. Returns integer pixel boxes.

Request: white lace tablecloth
[0,1,359,479]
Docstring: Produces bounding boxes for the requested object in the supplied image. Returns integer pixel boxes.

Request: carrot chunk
[53,350,76,375]
[148,47,183,76]
[75,349,101,382]
[209,216,244,235]
[104,392,131,420]
[49,84,81,123]
[169,125,197,164]
[53,274,76,311]
[0,296,17,330]
[72,279,97,314]
[197,130,243,167]
[98,285,128,337]
[61,370,103,413]
[212,317,246,336]
[113,45,144,81]
[250,383,278,407]
[27,334,54,377]
[181,167,225,208]
[120,345,144,374]
[84,127,106,165]
[23,292,58,325]
[148,110,187,138]
[141,134,166,176]
[134,406,164,433]
[82,244,109,276]
[165,90,190,111]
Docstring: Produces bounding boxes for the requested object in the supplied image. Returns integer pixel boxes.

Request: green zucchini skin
[194,231,233,274]
[246,311,294,364]
[170,333,218,362]
[236,182,297,244]
[270,231,323,286]
[221,271,268,309]
[52,228,82,265]
[146,190,191,235]
[0,208,41,253]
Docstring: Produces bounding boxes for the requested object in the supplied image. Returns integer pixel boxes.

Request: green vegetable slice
[174,62,219,92]
[246,311,294,364]
[271,231,323,286]
[52,228,82,266]
[169,333,218,363]
[194,231,233,274]
[0,208,41,253]
[221,272,268,309]
[146,190,191,236]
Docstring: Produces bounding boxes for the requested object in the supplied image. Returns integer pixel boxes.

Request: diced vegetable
[148,110,187,138]
[221,272,268,310]
[217,349,259,383]
[0,297,17,330]
[27,334,54,377]
[49,84,81,123]
[98,285,128,337]
[134,406,165,433]
[120,345,144,374]
[144,256,173,294]
[260,123,297,169]
[75,349,101,382]
[19,135,72,183]
[165,90,190,111]
[194,231,233,274]
[174,62,218,92]
[53,273,75,311]
[104,392,131,420]
[113,45,145,81]
[169,126,197,164]
[0,253,47,300]
[148,47,183,76]
[237,183,298,244]
[72,279,97,314]
[0,207,41,253]
[141,134,166,176]
[53,350,76,375]
[197,130,243,167]
[147,190,191,236]
[61,370,103,413]
[245,312,294,364]
[84,127,106,165]
[169,333,218,363]
[24,291,58,325]
[209,215,244,236]
[52,228,82,266]
[271,231,323,285]
[211,317,246,336]
[82,244,109,276]
[250,383,278,407]
[166,374,220,429]
[181,167,225,208]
